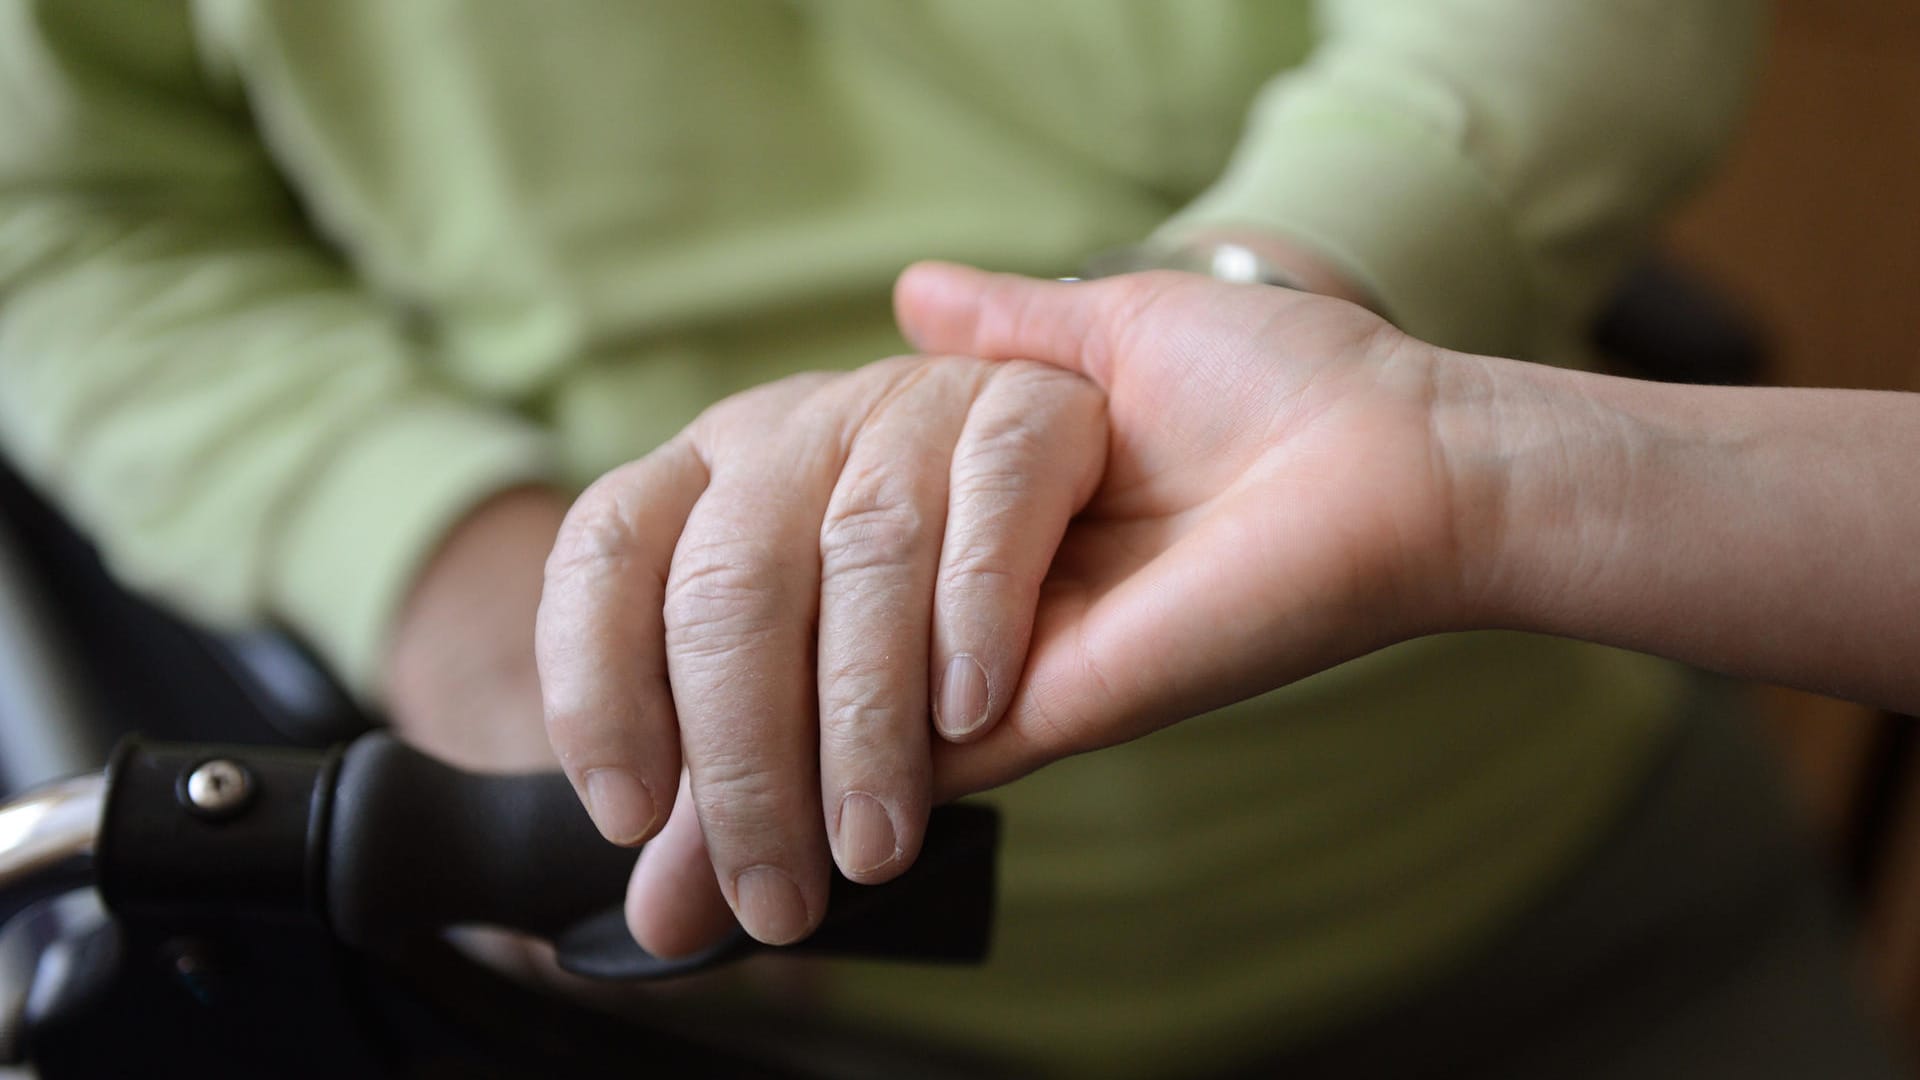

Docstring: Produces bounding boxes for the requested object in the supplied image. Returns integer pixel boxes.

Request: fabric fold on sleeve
[1157,92,1534,358]
[1158,0,1767,362]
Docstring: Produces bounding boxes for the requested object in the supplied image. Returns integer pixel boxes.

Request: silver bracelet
[1078,240,1305,289]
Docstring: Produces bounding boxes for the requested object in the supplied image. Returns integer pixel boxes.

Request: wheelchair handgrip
[324,734,998,976]
[95,734,995,978]
[326,734,631,947]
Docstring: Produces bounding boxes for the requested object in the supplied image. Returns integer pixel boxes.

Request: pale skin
[526,229,1399,955]
[542,262,1920,956]
[381,231,1363,782]
[382,231,1367,951]
[883,263,1920,727]
[398,254,1920,959]
[537,256,1459,953]
[385,485,567,776]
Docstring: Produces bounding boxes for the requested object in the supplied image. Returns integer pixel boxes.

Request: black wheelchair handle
[94,734,996,979]
[325,734,630,946]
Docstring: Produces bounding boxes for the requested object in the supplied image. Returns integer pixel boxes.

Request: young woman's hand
[891,264,1475,800]
[902,261,1920,787]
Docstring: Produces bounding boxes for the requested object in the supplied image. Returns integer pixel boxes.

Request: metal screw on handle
[181,760,253,819]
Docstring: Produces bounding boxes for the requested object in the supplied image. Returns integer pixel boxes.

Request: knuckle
[955,415,1051,480]
[994,357,1085,392]
[818,663,907,739]
[944,454,1046,565]
[545,480,637,585]
[540,671,655,757]
[692,744,774,794]
[935,507,1032,586]
[817,673,929,796]
[939,548,1029,598]
[689,756,789,839]
[963,370,1100,469]
[537,657,661,766]
[539,699,594,754]
[947,475,1034,526]
[662,538,791,658]
[820,477,933,577]
[992,363,1106,434]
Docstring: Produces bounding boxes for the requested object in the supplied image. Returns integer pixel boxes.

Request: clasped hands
[537,263,1474,955]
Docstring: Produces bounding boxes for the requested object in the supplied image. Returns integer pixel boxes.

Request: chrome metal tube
[0,515,110,792]
[0,774,101,925]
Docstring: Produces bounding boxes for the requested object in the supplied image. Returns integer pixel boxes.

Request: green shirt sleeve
[1159,0,1768,358]
[0,2,555,696]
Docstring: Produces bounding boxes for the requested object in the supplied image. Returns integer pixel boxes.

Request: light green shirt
[0,2,1763,1074]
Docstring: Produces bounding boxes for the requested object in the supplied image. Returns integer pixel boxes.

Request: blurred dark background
[1658,0,1920,1055]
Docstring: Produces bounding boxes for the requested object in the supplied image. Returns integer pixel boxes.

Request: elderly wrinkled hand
[537,353,1106,952]
[540,262,1471,956]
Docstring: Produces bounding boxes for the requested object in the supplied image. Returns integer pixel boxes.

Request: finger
[930,525,1161,802]
[538,439,709,846]
[893,261,1159,387]
[931,362,1106,743]
[626,773,736,959]
[816,365,971,883]
[661,420,841,946]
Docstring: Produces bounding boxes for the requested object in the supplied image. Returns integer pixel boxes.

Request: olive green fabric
[0,2,1763,1074]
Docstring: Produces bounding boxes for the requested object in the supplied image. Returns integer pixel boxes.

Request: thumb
[893,261,1134,388]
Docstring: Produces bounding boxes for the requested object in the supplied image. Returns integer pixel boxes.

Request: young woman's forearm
[1442,354,1920,714]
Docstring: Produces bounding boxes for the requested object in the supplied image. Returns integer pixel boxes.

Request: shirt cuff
[1156,98,1536,358]
[266,399,555,699]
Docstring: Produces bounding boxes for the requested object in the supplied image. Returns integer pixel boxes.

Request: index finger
[537,439,711,847]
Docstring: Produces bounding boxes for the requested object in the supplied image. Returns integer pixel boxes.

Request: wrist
[1425,353,1648,637]
[383,486,570,767]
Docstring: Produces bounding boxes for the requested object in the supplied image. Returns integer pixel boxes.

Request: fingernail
[837,791,900,877]
[733,865,811,945]
[584,768,658,845]
[937,654,991,739]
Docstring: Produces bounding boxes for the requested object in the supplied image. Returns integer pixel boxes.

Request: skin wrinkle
[542,445,708,635]
[1427,350,1529,625]
[1413,352,1482,628]
[819,498,937,577]
[815,365,961,770]
[664,535,798,625]
[925,363,1104,752]
[824,356,951,459]
[537,445,712,834]
[593,261,1920,965]
[652,355,1121,907]
[543,491,636,581]
[955,375,1087,741]
[1095,274,1181,388]
[816,362,971,592]
[553,297,1200,940]
[943,378,1101,578]
[1332,340,1463,630]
